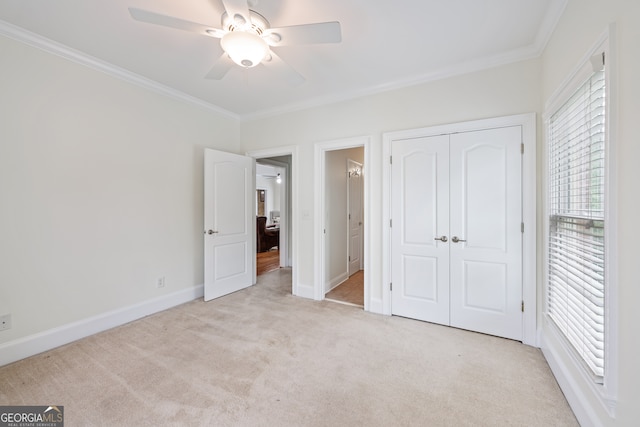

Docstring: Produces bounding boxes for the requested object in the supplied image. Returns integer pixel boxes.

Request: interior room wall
[255,174,277,220]
[0,35,240,348]
[2,2,636,422]
[240,57,542,306]
[540,0,640,425]
[324,147,364,293]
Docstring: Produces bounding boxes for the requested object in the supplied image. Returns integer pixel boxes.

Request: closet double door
[391,126,523,341]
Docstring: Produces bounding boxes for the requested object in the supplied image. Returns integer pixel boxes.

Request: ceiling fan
[129,0,342,85]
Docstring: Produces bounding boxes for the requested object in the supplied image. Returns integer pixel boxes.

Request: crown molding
[533,0,569,55]
[240,43,541,122]
[0,19,240,121]
[239,1,568,122]
[2,0,568,123]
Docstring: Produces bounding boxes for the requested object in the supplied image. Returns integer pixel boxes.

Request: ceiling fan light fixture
[221,31,268,68]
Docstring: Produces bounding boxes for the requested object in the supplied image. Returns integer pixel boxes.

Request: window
[547,64,606,379]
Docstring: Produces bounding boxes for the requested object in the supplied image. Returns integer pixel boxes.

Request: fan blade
[263,22,341,46]
[129,8,224,38]
[220,0,252,27]
[205,53,235,79]
[262,50,305,86]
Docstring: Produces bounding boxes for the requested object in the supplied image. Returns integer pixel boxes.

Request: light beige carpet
[0,269,578,426]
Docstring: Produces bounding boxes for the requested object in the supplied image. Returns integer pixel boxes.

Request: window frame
[547,68,606,380]
[542,28,618,417]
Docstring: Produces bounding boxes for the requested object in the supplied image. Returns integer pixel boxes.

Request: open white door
[204,149,255,301]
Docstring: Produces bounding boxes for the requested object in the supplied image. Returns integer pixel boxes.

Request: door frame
[382,113,537,346]
[256,158,289,268]
[246,146,299,296]
[314,136,371,308]
[347,158,364,276]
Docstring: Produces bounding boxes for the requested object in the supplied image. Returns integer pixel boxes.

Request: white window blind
[547,68,606,379]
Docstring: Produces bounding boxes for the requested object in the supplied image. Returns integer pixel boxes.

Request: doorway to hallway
[314,136,371,309]
[255,160,287,277]
[247,146,298,296]
[322,147,364,307]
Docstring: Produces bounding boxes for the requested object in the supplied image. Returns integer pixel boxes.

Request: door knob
[206,230,219,235]
[434,236,448,242]
[451,236,466,243]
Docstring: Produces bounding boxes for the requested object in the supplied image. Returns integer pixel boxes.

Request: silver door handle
[452,236,466,243]
[434,236,448,242]
[206,230,219,235]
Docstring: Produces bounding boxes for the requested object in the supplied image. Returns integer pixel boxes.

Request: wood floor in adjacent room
[325,270,364,307]
[257,249,280,275]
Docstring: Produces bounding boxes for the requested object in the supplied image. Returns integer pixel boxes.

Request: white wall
[0,35,240,348]
[255,174,277,220]
[239,3,640,425]
[540,1,640,425]
[240,57,542,304]
[324,147,364,292]
[5,4,637,422]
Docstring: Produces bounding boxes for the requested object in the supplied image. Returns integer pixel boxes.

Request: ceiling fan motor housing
[221,30,268,67]
[220,10,272,67]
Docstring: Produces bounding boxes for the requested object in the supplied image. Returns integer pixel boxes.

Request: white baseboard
[0,284,204,367]
[540,327,610,427]
[368,297,384,315]
[294,283,315,300]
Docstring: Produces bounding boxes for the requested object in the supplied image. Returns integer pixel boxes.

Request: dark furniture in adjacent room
[257,216,279,252]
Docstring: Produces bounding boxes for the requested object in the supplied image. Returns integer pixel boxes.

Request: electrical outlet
[0,314,11,331]
[156,277,165,289]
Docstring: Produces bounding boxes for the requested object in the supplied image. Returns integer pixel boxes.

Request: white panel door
[391,135,450,324]
[449,127,522,340]
[390,127,522,341]
[204,149,255,301]
[348,159,363,276]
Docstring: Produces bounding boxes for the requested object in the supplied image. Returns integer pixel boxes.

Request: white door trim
[314,136,371,309]
[256,158,289,268]
[347,158,363,276]
[382,113,537,346]
[246,146,299,297]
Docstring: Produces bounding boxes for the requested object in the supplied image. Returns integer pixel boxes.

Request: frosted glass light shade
[221,31,268,68]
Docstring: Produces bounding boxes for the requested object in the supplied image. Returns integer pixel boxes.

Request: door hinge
[521,143,524,154]
[348,256,351,262]
[521,301,524,312]
[348,213,351,220]
[521,222,524,233]
[390,219,393,228]
[390,156,393,164]
[390,282,393,291]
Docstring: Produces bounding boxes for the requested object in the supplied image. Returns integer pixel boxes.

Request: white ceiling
[0,0,566,120]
